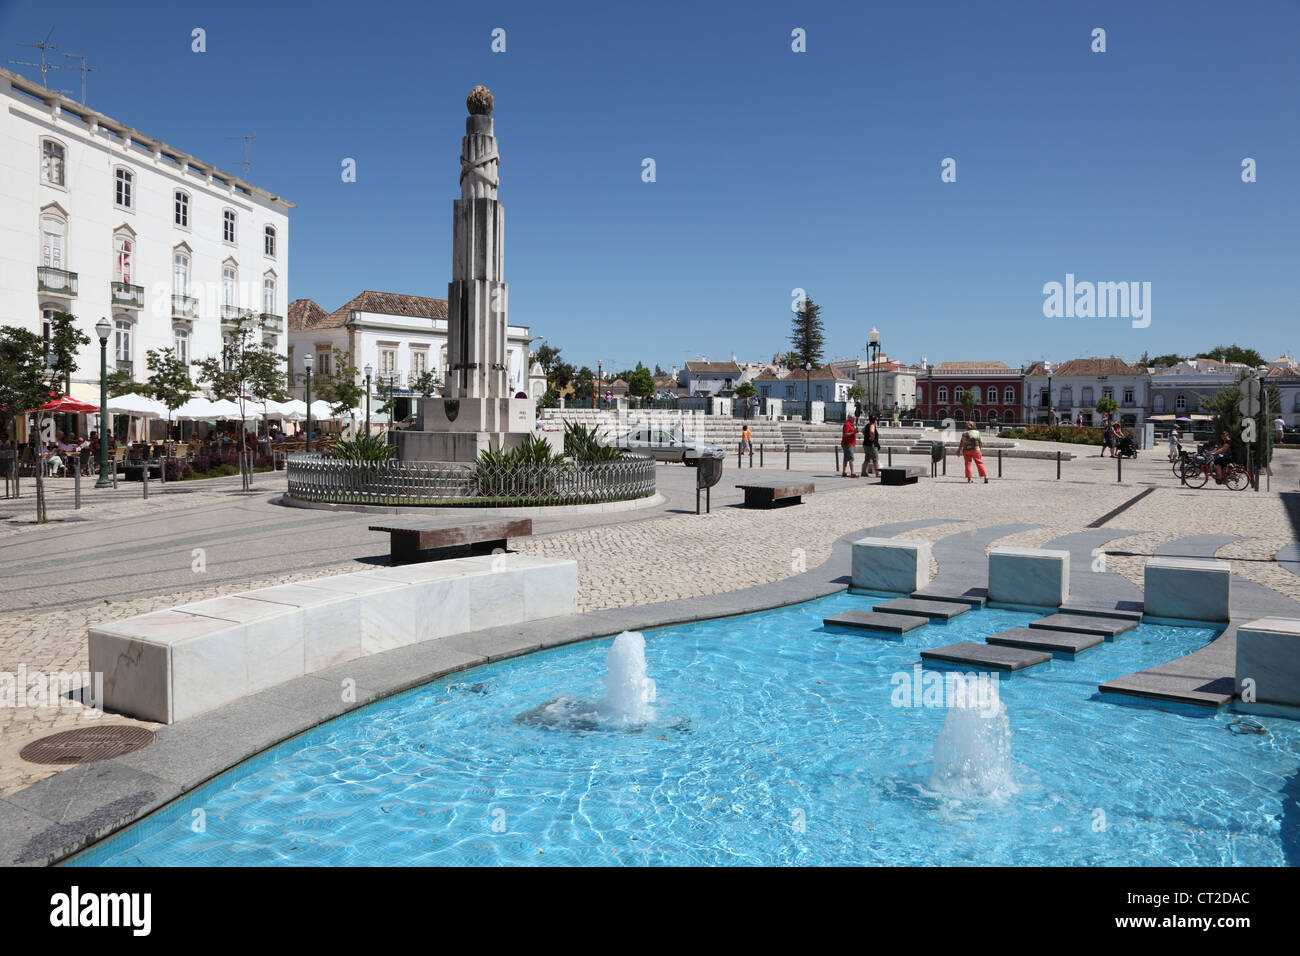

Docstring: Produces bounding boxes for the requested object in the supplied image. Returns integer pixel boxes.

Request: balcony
[111,282,145,309]
[220,305,254,328]
[259,312,284,333]
[37,266,78,297]
[172,294,199,320]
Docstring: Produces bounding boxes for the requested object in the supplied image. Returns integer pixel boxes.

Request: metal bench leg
[391,534,423,565]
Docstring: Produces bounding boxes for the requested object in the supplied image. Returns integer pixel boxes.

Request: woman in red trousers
[959,420,989,483]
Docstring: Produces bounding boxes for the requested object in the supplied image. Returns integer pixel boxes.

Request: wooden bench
[735,481,813,509]
[879,465,926,486]
[369,518,533,565]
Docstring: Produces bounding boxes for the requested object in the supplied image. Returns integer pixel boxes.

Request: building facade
[287,291,533,420]
[678,361,745,396]
[754,364,855,405]
[0,67,292,408]
[915,361,1023,424]
[1022,358,1149,426]
[856,359,917,412]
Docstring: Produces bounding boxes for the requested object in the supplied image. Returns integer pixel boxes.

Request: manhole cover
[19,726,155,765]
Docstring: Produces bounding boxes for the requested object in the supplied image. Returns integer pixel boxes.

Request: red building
[916,361,1023,425]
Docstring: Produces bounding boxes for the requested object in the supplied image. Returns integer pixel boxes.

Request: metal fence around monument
[286,452,656,507]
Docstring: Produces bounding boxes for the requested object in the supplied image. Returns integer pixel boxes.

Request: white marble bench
[88,553,578,724]
[851,537,932,593]
[1235,617,1300,707]
[1144,556,1230,622]
[988,546,1070,608]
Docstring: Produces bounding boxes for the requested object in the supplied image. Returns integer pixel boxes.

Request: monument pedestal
[393,429,530,463]
[396,397,534,462]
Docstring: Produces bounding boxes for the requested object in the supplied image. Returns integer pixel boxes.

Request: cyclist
[1208,430,1234,485]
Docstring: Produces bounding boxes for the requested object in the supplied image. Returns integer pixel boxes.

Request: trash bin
[696,453,724,490]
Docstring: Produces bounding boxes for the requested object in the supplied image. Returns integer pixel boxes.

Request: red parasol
[32,395,100,414]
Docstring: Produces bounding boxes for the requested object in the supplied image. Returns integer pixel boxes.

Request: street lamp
[1043,360,1053,425]
[304,352,314,452]
[805,362,813,422]
[94,316,112,487]
[867,327,881,415]
[364,363,373,437]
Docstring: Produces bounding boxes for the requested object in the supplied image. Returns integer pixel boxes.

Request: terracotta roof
[287,299,333,331]
[684,361,742,376]
[802,364,855,382]
[753,369,785,381]
[326,290,449,326]
[1048,358,1148,377]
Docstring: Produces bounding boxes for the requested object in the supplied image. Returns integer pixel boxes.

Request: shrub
[330,433,395,463]
[563,421,621,462]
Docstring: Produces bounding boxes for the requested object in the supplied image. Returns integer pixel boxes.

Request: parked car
[611,427,722,465]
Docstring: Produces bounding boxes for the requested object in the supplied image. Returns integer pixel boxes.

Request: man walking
[840,417,857,478]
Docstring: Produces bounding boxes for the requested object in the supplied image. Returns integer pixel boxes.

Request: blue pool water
[70,592,1300,866]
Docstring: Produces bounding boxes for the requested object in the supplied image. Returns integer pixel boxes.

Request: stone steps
[986,626,1104,655]
[920,641,1051,671]
[1028,613,1138,639]
[872,598,970,621]
[823,610,929,634]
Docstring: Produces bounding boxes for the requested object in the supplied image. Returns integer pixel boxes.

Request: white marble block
[988,546,1070,607]
[85,554,581,724]
[1235,618,1300,706]
[1144,556,1230,622]
[851,538,932,593]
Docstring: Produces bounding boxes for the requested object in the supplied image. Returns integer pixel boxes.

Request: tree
[144,347,195,449]
[314,349,366,419]
[1200,376,1281,473]
[195,314,287,490]
[105,367,140,398]
[1204,345,1265,368]
[550,360,575,394]
[535,344,562,375]
[653,364,667,378]
[1145,353,1182,368]
[1095,396,1119,422]
[788,296,825,370]
[628,363,654,400]
[960,391,979,417]
[734,380,757,418]
[572,366,596,401]
[846,384,865,400]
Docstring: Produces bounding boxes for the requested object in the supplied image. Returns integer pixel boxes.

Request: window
[1153,394,1165,413]
[174,191,190,227]
[223,264,237,306]
[41,307,56,358]
[114,235,133,283]
[174,328,189,365]
[1123,387,1135,406]
[379,348,397,376]
[173,250,190,295]
[969,386,981,404]
[1003,386,1015,404]
[114,320,132,365]
[264,225,276,257]
[937,386,949,402]
[223,210,236,243]
[41,139,65,186]
[1175,394,1187,412]
[315,349,332,376]
[1293,393,1300,412]
[1081,387,1094,406]
[115,167,134,209]
[1039,388,1049,407]
[263,275,276,314]
[1102,386,1114,401]
[1059,387,1072,408]
[953,387,964,403]
[222,334,235,371]
[412,350,428,376]
[41,214,66,269]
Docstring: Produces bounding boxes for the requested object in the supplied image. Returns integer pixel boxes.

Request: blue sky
[3,0,1297,371]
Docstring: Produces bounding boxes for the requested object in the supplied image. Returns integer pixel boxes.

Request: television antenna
[62,52,98,104]
[10,28,68,91]
[226,134,256,178]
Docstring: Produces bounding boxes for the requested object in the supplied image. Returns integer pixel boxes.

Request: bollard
[888,447,893,467]
[835,447,841,471]
[760,443,764,468]
[942,448,947,476]
[74,467,81,509]
[737,443,742,469]
[1117,453,1122,483]
[998,448,1002,478]
[786,445,791,470]
[1056,450,1061,480]
[111,459,117,490]
[142,463,149,499]
[158,457,165,485]
[748,446,753,468]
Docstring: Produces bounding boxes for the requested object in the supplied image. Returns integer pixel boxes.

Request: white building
[856,358,917,411]
[0,67,292,415]
[287,291,536,422]
[1023,357,1149,426]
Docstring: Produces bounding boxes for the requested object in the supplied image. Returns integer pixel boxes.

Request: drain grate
[19,726,155,765]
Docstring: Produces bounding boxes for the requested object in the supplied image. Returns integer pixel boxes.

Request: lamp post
[94,316,111,487]
[867,327,881,415]
[804,362,812,422]
[1043,360,1053,425]
[304,352,314,452]
[364,363,373,437]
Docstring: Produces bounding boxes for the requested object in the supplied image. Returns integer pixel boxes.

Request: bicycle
[1183,456,1252,490]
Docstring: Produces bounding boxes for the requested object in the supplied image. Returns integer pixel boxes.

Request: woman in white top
[1167,425,1181,462]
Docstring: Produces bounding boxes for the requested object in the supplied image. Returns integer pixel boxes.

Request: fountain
[516,631,656,730]
[928,674,1016,800]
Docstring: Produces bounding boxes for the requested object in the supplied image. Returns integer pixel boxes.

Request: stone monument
[395,86,533,462]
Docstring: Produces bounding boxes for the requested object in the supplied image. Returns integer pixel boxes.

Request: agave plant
[330,433,395,463]
[563,421,621,462]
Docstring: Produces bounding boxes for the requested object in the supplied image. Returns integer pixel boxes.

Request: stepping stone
[824,611,929,634]
[1028,613,1137,638]
[987,627,1104,655]
[1058,604,1143,622]
[874,598,969,621]
[921,642,1051,671]
[910,587,988,608]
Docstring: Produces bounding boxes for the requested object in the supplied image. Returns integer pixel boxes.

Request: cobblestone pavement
[1,445,1297,798]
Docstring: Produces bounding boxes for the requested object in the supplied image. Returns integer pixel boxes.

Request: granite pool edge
[0,527,864,867]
